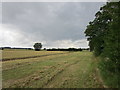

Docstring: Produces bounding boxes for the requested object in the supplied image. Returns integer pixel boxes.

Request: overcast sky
[1,2,105,48]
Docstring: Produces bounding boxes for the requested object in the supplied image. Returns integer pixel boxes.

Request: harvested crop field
[2,50,104,88]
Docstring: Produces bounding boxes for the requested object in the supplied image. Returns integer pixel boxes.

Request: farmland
[2,50,104,88]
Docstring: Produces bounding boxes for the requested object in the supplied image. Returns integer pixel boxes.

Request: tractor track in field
[1,52,69,62]
[42,60,79,88]
[4,60,79,88]
[42,60,105,88]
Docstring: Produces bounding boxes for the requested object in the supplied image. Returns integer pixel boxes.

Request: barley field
[2,50,104,88]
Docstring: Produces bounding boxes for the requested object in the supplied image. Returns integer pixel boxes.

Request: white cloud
[0,2,2,24]
[2,0,108,2]
[2,2,104,41]
[44,39,89,48]
[1,2,105,48]
[0,24,89,48]
[0,24,35,48]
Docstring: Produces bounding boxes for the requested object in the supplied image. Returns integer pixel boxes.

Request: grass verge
[98,57,119,88]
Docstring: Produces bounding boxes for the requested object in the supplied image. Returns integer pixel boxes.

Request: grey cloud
[1,2,105,48]
[0,2,2,24]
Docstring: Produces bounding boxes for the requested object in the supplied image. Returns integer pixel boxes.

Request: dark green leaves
[84,2,120,85]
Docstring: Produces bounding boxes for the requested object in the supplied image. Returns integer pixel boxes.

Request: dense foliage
[84,2,120,88]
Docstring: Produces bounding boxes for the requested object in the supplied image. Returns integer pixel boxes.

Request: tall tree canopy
[84,2,120,87]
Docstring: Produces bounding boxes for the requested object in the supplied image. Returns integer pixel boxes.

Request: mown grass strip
[2,51,105,88]
[2,52,67,62]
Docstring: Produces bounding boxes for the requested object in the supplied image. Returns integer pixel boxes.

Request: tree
[101,2,120,73]
[84,2,120,88]
[33,43,42,51]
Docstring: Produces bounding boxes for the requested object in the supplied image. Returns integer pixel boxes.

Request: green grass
[98,57,120,88]
[2,50,104,88]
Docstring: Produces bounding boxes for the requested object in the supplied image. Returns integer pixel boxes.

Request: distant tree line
[0,47,33,50]
[46,48,89,51]
[84,2,120,87]
[0,46,89,52]
[33,43,89,51]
